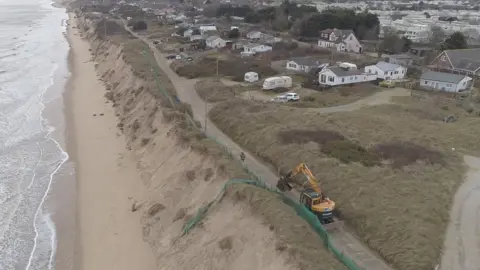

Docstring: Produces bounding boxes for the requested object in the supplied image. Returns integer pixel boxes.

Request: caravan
[262,76,292,90]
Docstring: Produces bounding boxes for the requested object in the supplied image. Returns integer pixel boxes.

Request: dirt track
[125,26,400,270]
[440,155,480,270]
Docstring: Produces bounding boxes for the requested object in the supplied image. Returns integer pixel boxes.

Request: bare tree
[428,25,446,45]
[380,27,404,54]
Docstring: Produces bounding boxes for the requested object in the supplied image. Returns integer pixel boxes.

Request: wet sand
[65,15,156,270]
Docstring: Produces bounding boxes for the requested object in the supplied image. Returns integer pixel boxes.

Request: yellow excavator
[276,163,336,224]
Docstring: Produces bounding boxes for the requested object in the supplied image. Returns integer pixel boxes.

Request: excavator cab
[300,188,334,223]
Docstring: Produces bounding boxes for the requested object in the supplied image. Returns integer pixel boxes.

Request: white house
[365,61,407,80]
[260,33,282,44]
[189,35,204,42]
[420,71,472,92]
[243,43,272,54]
[318,67,377,86]
[206,36,226,48]
[246,31,263,40]
[286,57,322,73]
[199,25,217,35]
[318,28,363,53]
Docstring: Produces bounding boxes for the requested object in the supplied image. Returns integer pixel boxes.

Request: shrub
[147,203,165,216]
[375,141,445,168]
[132,20,147,31]
[322,140,381,167]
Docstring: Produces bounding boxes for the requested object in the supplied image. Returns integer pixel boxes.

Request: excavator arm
[276,163,322,194]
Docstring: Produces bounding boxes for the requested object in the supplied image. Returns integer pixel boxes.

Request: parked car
[270,93,300,103]
[166,54,176,60]
[285,92,300,101]
[379,80,395,88]
[175,55,182,60]
[185,56,193,62]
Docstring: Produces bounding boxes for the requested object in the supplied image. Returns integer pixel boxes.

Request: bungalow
[206,36,226,48]
[318,66,377,86]
[365,61,407,80]
[260,33,282,44]
[420,71,472,92]
[231,39,249,50]
[246,31,263,40]
[199,25,217,35]
[318,28,363,53]
[243,43,272,54]
[189,34,204,42]
[385,54,413,66]
[286,57,322,73]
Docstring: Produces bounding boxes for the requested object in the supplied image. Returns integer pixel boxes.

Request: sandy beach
[65,15,156,270]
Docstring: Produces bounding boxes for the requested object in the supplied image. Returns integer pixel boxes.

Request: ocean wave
[0,0,69,269]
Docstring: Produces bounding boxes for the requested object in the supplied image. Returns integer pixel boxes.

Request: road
[124,26,393,270]
[440,155,480,270]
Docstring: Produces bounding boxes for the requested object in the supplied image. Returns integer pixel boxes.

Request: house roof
[319,28,355,43]
[443,49,480,73]
[244,43,264,49]
[388,54,413,60]
[420,71,467,84]
[374,61,402,71]
[206,35,221,42]
[289,57,320,67]
[327,67,363,77]
[247,31,262,36]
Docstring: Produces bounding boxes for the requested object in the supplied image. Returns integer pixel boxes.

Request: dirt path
[125,27,393,270]
[440,155,480,270]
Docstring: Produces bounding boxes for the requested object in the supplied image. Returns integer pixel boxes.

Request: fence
[141,46,361,270]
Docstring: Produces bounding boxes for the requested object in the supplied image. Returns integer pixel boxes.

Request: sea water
[0,0,71,269]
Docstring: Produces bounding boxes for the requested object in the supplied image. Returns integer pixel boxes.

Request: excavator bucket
[276,175,293,192]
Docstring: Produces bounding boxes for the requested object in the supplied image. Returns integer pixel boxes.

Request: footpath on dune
[73,12,349,270]
[440,155,480,270]
[123,20,392,270]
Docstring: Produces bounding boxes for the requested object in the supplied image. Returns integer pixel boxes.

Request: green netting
[140,46,361,270]
[182,179,361,270]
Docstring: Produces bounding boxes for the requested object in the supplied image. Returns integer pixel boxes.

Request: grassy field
[209,95,480,270]
[195,78,258,102]
[291,84,380,108]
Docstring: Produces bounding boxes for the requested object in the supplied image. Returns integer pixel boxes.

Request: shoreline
[64,14,156,270]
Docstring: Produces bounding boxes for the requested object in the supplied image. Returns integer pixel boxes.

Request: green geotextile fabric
[142,48,361,270]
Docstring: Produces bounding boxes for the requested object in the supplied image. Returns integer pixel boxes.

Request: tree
[390,12,406,20]
[273,6,289,31]
[427,25,446,45]
[441,32,467,50]
[132,21,147,31]
[228,28,240,38]
[402,36,412,52]
[380,27,404,54]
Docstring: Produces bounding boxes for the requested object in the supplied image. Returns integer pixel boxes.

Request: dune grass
[208,96,480,270]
